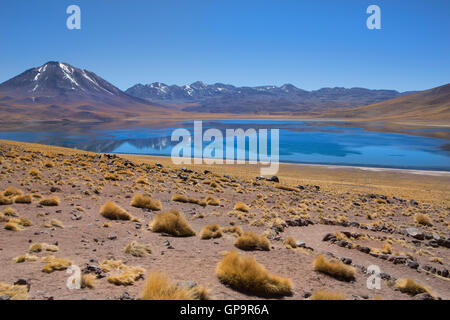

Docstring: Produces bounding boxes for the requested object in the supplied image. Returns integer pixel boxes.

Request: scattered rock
[107,234,117,240]
[177,280,197,290]
[406,227,424,240]
[413,293,434,300]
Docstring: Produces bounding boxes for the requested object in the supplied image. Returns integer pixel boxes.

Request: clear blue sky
[0,0,449,91]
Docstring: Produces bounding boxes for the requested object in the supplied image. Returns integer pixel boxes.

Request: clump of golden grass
[124,241,152,257]
[13,254,38,263]
[234,202,250,212]
[414,214,433,226]
[81,274,96,289]
[283,236,298,249]
[275,184,300,192]
[4,221,22,231]
[100,259,126,273]
[39,196,60,206]
[135,176,149,185]
[171,194,207,207]
[313,255,355,281]
[171,193,188,202]
[44,161,54,168]
[131,194,162,211]
[50,219,64,228]
[234,232,270,251]
[141,272,194,300]
[9,217,32,227]
[381,242,393,254]
[0,194,13,205]
[200,224,222,240]
[3,187,23,197]
[0,282,28,300]
[29,243,58,253]
[310,290,346,300]
[216,251,292,297]
[104,172,121,181]
[100,201,132,220]
[141,272,211,300]
[107,266,146,286]
[150,209,195,237]
[3,207,17,217]
[14,194,32,204]
[42,257,72,273]
[222,225,243,237]
[205,196,220,206]
[29,168,40,178]
[395,278,433,296]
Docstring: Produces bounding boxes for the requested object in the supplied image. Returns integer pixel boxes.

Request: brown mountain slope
[322,83,450,124]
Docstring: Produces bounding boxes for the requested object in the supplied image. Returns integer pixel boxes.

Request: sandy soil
[0,140,449,300]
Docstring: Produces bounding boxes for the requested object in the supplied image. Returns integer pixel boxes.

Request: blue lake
[1,120,449,171]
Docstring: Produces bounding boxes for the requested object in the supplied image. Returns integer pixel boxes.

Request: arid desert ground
[0,139,449,300]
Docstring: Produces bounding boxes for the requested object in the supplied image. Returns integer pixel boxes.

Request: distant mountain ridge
[323,83,450,122]
[0,61,149,107]
[126,81,413,114]
[0,61,168,121]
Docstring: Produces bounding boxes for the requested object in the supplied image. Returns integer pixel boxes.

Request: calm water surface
[1,120,449,171]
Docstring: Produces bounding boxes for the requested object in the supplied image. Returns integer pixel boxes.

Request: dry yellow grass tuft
[44,160,54,168]
[310,290,346,300]
[131,194,162,211]
[395,278,433,296]
[216,251,293,297]
[140,272,211,300]
[29,242,58,253]
[4,221,22,231]
[205,196,220,206]
[141,272,195,300]
[200,224,222,240]
[3,207,17,217]
[9,217,32,227]
[81,274,96,289]
[171,194,207,207]
[29,168,40,178]
[234,202,250,212]
[124,241,152,257]
[150,209,195,237]
[283,237,298,249]
[50,218,64,228]
[313,255,355,281]
[0,194,13,205]
[275,184,300,192]
[39,196,60,206]
[107,266,146,286]
[234,232,270,251]
[3,187,23,197]
[41,257,72,273]
[414,214,433,226]
[100,201,132,220]
[222,225,243,237]
[0,282,28,300]
[14,194,32,204]
[171,193,188,202]
[100,259,127,273]
[13,254,38,263]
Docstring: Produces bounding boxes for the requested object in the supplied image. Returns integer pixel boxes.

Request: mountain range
[126,82,413,114]
[0,61,448,123]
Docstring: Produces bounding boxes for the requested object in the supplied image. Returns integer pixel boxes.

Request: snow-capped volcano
[0,61,147,107]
